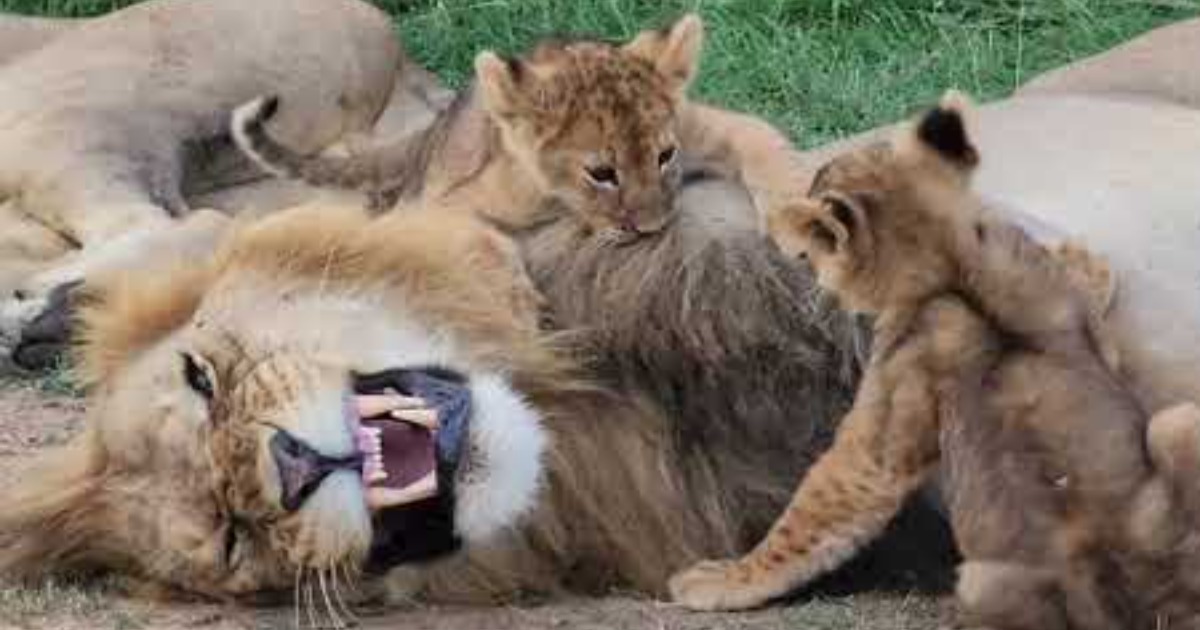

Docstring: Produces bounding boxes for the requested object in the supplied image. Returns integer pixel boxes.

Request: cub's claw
[668,559,777,612]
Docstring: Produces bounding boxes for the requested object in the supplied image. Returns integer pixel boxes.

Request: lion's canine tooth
[365,472,437,509]
[356,394,427,418]
[391,408,439,429]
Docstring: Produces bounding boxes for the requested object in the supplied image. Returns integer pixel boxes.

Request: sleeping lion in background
[0,0,411,366]
[671,94,1200,629]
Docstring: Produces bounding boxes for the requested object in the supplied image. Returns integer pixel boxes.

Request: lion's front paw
[11,280,83,372]
[669,559,776,612]
[0,290,50,372]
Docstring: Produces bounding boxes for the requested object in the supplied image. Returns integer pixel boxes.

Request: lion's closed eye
[219,516,252,574]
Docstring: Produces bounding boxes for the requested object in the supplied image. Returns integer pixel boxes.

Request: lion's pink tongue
[361,419,435,491]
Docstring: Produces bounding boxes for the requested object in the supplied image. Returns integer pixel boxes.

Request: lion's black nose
[270,428,363,512]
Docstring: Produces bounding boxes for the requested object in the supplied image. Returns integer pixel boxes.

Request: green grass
[1,0,1195,146]
[393,0,1198,146]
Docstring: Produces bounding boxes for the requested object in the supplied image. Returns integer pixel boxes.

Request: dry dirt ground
[0,380,947,630]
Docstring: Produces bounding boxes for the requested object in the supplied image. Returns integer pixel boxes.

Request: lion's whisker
[330,562,359,624]
[304,568,320,630]
[318,567,346,629]
[293,566,303,630]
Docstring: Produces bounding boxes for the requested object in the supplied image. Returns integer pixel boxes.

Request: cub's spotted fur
[669,94,1200,629]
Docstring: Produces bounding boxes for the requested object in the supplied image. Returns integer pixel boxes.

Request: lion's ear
[623,13,704,96]
[475,51,534,121]
[900,90,979,172]
[76,263,210,388]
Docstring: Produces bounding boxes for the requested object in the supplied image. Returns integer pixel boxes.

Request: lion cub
[669,94,1200,629]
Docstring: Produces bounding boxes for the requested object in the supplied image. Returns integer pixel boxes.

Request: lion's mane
[409,177,956,602]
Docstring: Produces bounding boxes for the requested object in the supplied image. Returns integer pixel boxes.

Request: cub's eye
[584,165,619,187]
[182,352,215,400]
[657,146,678,168]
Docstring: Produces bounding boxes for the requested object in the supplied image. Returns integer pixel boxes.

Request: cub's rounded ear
[623,13,704,96]
[475,51,531,120]
[766,197,854,259]
[911,90,979,169]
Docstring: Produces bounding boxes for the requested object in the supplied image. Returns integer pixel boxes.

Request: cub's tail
[231,96,423,208]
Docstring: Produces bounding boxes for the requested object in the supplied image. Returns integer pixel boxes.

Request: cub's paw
[668,559,778,612]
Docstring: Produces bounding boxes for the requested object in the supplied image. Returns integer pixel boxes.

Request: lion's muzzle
[270,427,365,512]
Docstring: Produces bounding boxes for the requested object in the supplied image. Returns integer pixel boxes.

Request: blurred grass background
[0,0,1195,146]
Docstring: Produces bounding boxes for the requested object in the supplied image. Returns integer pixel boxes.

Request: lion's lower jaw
[293,472,373,568]
[453,373,546,542]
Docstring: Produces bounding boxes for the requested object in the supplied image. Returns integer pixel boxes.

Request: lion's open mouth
[353,368,472,571]
[359,418,437,508]
[353,368,471,510]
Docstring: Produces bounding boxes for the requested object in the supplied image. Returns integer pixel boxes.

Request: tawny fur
[0,13,77,65]
[0,174,954,604]
[670,95,1200,629]
[0,14,952,604]
[0,206,565,597]
[0,0,402,357]
[413,172,960,602]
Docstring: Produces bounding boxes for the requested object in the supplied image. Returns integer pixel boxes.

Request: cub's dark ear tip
[496,54,524,81]
[260,95,281,121]
[917,106,978,167]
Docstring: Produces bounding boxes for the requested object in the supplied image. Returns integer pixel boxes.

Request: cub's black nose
[270,428,363,512]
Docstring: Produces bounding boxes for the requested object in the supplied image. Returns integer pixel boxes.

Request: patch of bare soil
[0,380,84,462]
[0,382,945,630]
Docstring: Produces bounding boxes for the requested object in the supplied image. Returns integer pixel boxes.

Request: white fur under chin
[453,373,547,542]
[301,471,373,565]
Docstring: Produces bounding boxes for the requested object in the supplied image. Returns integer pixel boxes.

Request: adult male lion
[0,191,920,608]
